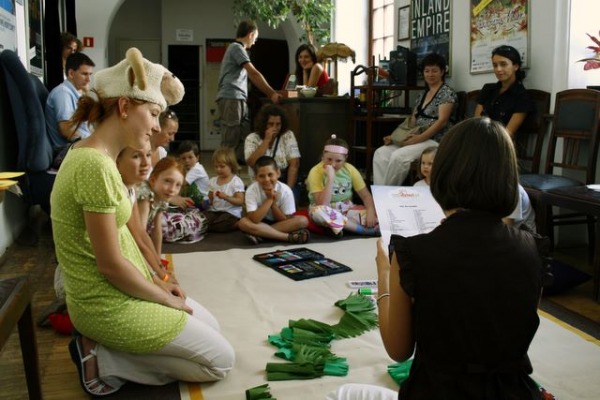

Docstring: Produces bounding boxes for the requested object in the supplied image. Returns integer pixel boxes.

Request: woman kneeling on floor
[50,48,234,397]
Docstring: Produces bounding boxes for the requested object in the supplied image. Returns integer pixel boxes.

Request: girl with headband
[306,135,379,237]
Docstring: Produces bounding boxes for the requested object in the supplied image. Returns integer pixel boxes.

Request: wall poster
[470,0,529,74]
[410,0,452,75]
[0,0,17,51]
[27,0,43,76]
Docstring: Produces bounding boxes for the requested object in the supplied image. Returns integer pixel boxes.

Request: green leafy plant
[232,0,333,46]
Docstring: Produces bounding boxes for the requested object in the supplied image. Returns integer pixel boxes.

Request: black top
[477,81,533,127]
[393,210,546,400]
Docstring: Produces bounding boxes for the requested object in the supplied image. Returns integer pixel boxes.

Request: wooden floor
[0,216,82,400]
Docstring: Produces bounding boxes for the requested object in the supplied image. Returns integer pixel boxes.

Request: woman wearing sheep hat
[50,48,234,397]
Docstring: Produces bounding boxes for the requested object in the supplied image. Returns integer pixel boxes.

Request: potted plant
[578,30,600,70]
[232,0,333,46]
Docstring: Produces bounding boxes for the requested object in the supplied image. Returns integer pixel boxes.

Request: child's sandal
[245,234,263,245]
[288,229,310,244]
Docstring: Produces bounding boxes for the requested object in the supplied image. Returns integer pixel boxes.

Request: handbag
[390,118,422,145]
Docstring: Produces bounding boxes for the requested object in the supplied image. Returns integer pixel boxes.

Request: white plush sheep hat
[92,47,184,110]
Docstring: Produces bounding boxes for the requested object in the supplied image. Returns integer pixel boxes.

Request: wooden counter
[277,97,352,178]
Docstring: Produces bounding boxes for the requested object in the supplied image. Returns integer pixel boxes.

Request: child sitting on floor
[117,144,178,284]
[172,140,209,208]
[239,155,309,244]
[307,135,379,237]
[138,157,207,250]
[413,146,437,187]
[205,147,245,232]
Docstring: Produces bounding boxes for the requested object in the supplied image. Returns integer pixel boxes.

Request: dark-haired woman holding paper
[327,117,549,400]
[474,45,533,137]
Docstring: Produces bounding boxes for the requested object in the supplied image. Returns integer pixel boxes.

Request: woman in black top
[327,118,548,400]
[475,45,533,137]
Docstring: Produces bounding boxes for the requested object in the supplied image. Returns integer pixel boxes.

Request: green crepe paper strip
[266,361,324,380]
[289,318,335,334]
[294,344,343,364]
[387,360,413,385]
[323,359,349,376]
[273,345,294,361]
[274,342,336,361]
[335,293,376,313]
[267,334,287,348]
[280,326,334,346]
[331,294,378,338]
[332,310,378,338]
[246,383,277,400]
[264,294,377,382]
[266,347,349,381]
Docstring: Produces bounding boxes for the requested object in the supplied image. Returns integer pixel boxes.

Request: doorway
[167,45,201,152]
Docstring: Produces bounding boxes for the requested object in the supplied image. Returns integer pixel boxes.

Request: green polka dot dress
[51,148,186,353]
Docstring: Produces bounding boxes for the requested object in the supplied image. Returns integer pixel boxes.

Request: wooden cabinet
[350,66,424,182]
[278,97,352,179]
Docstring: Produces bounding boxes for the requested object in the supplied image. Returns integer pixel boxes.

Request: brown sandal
[288,229,310,244]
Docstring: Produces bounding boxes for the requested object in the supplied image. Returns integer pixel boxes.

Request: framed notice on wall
[410,0,452,76]
[398,6,410,41]
[470,0,529,74]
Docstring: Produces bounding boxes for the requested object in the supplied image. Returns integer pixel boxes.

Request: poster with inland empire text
[0,0,17,52]
[410,0,452,76]
[470,0,529,73]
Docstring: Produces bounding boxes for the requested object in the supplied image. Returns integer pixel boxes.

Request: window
[371,0,395,63]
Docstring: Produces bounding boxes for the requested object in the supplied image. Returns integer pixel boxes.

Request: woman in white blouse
[244,104,301,189]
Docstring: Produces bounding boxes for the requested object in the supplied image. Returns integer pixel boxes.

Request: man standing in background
[216,20,281,164]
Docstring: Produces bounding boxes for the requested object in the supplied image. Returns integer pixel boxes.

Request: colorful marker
[358,288,378,296]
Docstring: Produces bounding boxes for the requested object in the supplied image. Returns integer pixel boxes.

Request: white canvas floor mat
[171,238,600,399]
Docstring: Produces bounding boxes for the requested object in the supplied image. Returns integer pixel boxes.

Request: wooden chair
[452,91,467,122]
[464,89,480,119]
[515,89,552,173]
[521,89,600,248]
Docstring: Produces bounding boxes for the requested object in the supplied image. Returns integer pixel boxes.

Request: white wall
[108,0,161,64]
[74,0,123,69]
[332,0,370,95]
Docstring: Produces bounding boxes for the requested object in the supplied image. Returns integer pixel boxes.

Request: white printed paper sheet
[372,185,445,248]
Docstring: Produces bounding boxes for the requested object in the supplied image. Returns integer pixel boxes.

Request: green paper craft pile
[265,293,378,381]
[246,383,276,400]
[387,359,413,385]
